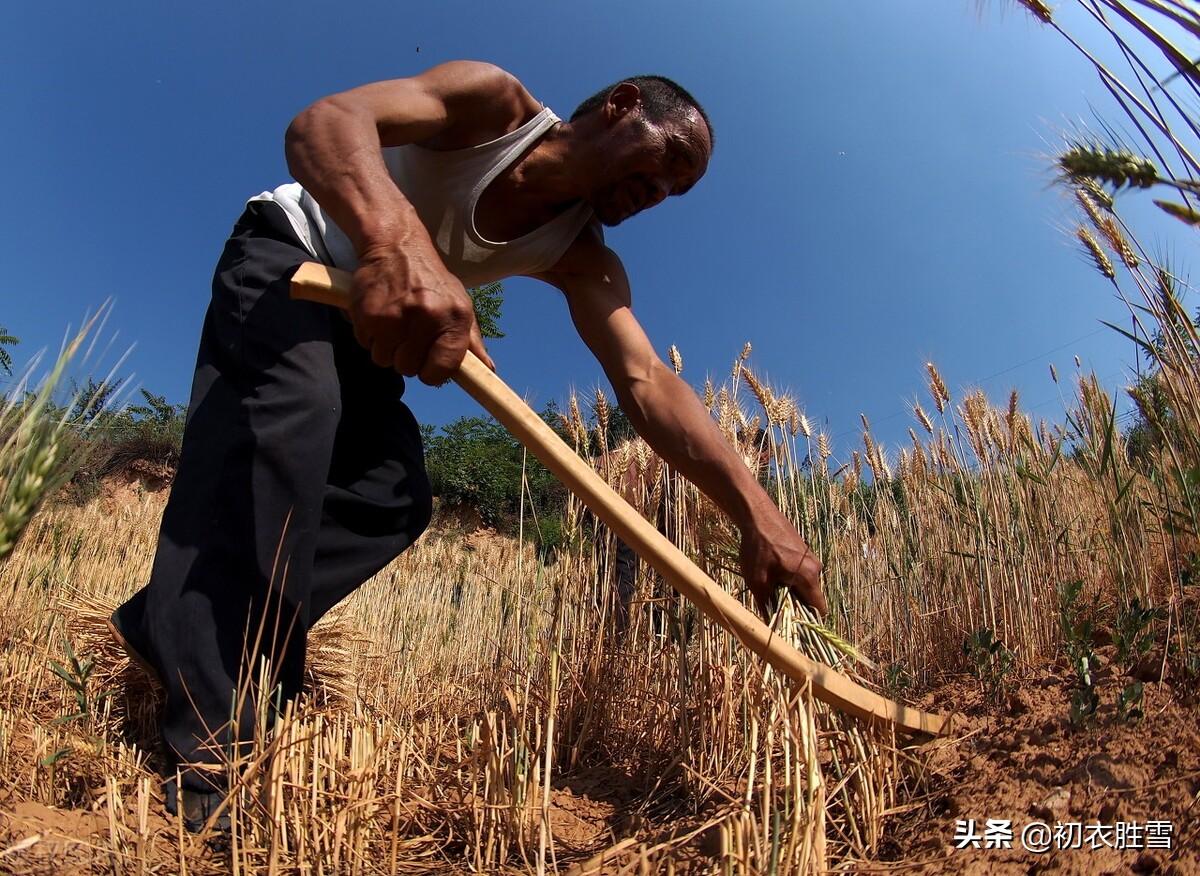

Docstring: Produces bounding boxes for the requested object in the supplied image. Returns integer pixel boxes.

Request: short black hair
[570,75,714,149]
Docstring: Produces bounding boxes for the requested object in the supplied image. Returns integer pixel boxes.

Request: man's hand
[283,61,531,384]
[738,507,827,617]
[350,242,495,385]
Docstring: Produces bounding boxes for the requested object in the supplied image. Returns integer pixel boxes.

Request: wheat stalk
[925,362,950,414]
[1076,226,1116,279]
[0,314,111,561]
[1059,144,1158,190]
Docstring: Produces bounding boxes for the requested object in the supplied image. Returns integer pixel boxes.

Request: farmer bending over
[109,61,826,831]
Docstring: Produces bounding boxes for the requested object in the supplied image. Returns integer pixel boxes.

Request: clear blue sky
[2,1,1191,462]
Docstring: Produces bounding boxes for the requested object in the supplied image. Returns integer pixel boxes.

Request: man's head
[568,76,713,226]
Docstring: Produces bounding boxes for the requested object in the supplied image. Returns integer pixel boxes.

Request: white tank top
[250,107,594,286]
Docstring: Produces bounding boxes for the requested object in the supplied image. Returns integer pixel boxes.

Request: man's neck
[507,123,592,208]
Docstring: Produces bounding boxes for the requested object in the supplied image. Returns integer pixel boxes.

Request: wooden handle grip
[290,261,948,737]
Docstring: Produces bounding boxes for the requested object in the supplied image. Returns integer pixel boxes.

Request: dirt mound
[0,800,111,875]
[0,796,184,876]
[882,668,1199,874]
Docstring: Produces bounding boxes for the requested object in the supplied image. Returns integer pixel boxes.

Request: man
[109,61,825,831]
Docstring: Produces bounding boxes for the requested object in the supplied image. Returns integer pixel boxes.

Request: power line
[831,366,1136,447]
[972,328,1109,385]
[827,328,1133,444]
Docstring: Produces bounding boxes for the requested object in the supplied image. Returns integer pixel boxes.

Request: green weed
[963,628,1014,703]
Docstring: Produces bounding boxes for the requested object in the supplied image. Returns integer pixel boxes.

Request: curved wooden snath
[290,261,949,737]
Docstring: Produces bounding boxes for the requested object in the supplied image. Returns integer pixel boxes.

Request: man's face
[590,101,712,227]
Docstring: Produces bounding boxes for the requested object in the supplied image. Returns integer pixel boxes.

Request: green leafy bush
[423,407,568,537]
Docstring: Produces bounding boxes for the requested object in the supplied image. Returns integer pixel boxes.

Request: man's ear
[604,82,642,124]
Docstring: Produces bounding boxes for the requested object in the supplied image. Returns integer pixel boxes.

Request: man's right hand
[283,61,531,386]
[349,242,495,385]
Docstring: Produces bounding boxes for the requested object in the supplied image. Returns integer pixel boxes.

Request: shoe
[107,604,161,687]
[164,776,231,835]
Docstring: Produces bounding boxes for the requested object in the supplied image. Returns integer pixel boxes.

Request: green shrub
[423,407,568,532]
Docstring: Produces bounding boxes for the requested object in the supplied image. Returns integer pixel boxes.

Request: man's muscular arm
[284,61,531,382]
[534,230,827,614]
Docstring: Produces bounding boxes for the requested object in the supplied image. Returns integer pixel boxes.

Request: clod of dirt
[1131,653,1166,683]
[1029,786,1070,822]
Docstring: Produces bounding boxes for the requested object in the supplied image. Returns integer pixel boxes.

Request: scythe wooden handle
[290,261,949,737]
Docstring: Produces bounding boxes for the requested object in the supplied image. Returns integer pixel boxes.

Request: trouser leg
[613,536,637,633]
[307,316,432,624]
[118,203,345,792]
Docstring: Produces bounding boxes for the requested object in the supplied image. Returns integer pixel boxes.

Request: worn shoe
[164,776,231,834]
[107,603,161,686]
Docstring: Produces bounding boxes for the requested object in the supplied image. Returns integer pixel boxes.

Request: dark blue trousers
[115,201,432,792]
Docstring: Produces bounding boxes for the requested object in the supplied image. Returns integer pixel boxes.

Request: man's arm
[534,230,827,614]
[285,61,536,255]
[284,61,532,382]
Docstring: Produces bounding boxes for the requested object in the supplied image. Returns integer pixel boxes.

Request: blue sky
[2,1,1191,462]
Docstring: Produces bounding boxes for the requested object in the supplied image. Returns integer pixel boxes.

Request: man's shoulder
[533,220,631,303]
[417,61,542,149]
[434,61,537,108]
[545,220,614,276]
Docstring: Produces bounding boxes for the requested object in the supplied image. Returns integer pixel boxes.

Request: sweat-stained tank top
[249,107,594,287]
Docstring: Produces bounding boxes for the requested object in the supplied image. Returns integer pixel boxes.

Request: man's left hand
[738,509,827,616]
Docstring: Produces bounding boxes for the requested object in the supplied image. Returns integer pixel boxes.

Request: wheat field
[1,314,1195,872]
[3,2,1199,871]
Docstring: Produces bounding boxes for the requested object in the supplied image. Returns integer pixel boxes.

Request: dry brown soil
[880,661,1199,875]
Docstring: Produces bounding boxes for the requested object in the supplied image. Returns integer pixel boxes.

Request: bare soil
[880,663,1199,875]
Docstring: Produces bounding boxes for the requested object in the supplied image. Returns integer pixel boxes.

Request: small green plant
[1117,680,1145,722]
[884,660,913,694]
[1058,580,1100,726]
[963,628,1015,703]
[1113,598,1160,666]
[1068,654,1101,726]
[1110,599,1162,722]
[48,636,107,727]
